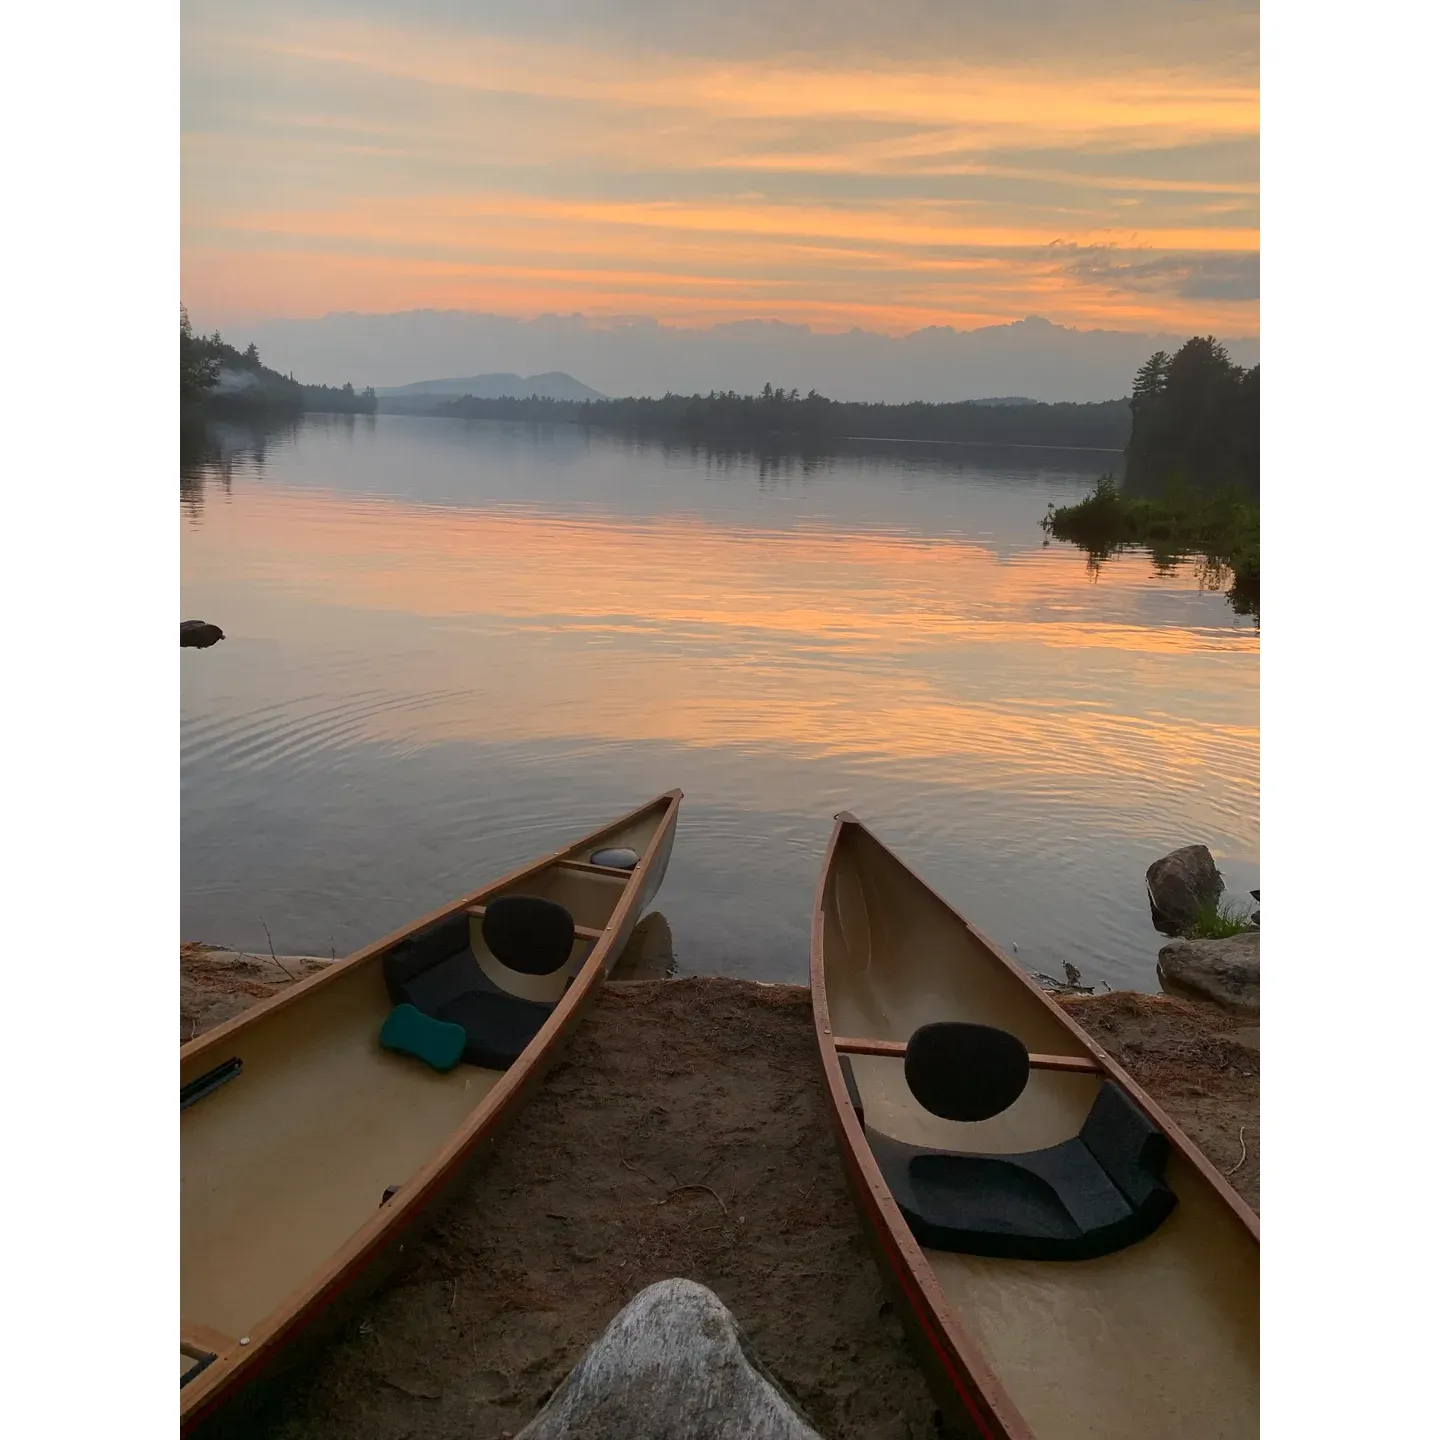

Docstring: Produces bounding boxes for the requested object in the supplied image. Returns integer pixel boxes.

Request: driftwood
[516,1279,825,1440]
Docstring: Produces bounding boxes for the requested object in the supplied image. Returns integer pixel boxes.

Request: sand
[181,941,1259,1439]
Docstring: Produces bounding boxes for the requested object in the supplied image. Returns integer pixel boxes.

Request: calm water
[181,414,1258,991]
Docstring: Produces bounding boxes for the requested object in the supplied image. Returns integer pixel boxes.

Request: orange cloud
[183,16,1258,332]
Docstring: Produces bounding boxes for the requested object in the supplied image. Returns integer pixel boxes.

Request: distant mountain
[220,311,1259,405]
[374,370,604,401]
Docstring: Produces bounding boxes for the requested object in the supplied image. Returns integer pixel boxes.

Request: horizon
[193,307,1259,402]
[183,2,1258,340]
[186,305,1259,344]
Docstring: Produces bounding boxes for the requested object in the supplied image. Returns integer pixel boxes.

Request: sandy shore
[182,935,1258,1440]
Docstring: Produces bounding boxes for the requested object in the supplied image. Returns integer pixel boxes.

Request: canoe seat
[843,1056,1176,1261]
[383,901,574,1071]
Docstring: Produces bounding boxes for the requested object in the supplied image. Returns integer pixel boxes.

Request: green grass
[1041,475,1259,618]
[1182,897,1257,940]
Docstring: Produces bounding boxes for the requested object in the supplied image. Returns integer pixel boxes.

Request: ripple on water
[181,417,1257,992]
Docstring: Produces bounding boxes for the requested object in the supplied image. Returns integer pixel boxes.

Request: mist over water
[181,414,1257,990]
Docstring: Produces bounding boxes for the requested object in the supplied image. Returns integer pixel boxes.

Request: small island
[1041,337,1259,617]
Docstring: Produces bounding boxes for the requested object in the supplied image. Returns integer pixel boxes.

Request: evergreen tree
[180,305,220,399]
[1132,350,1169,402]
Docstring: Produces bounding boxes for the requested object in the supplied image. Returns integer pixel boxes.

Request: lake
[181,413,1258,992]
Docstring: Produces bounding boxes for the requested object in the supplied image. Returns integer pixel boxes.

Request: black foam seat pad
[383,915,554,1071]
[434,988,555,1070]
[853,1068,1176,1261]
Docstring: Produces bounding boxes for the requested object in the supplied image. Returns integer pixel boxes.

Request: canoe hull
[810,813,1258,1440]
[185,999,572,1440]
[818,1067,1009,1440]
[181,790,682,1435]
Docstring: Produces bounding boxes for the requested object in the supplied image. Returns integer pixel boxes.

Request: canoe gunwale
[809,811,1259,1440]
[180,789,682,1434]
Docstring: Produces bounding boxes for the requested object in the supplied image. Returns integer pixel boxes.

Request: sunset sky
[182,1,1259,335]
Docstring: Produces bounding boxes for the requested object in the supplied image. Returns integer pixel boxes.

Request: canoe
[181,789,682,1433]
[810,813,1258,1440]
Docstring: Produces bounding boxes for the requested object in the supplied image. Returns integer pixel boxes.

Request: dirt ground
[182,941,1258,1440]
[1057,990,1259,1212]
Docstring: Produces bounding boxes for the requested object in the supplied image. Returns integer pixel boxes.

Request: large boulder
[181,620,225,648]
[1145,844,1223,935]
[516,1279,823,1440]
[1157,932,1260,1014]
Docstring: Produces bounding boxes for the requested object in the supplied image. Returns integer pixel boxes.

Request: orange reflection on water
[199,493,1257,659]
[183,486,1256,825]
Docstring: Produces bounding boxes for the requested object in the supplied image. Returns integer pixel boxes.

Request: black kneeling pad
[868,1080,1175,1261]
[435,988,557,1070]
[382,911,557,1071]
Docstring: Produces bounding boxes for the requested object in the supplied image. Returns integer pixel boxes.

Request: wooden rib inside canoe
[181,790,681,1431]
[811,813,1258,1440]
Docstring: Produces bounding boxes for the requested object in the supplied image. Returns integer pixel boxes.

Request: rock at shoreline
[181,620,225,648]
[1145,844,1223,935]
[1157,931,1259,1014]
[517,1279,823,1440]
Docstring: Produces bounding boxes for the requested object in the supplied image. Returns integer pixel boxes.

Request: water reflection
[181,416,1257,992]
[181,412,377,517]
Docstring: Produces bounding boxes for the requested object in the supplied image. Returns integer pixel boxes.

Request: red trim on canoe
[832,1102,1000,1440]
[182,1092,505,1432]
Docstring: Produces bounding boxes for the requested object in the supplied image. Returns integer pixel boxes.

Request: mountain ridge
[374,370,604,400]
[217,310,1260,405]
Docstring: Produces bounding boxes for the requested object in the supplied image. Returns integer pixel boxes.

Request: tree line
[180,307,377,414]
[1040,336,1261,617]
[1126,336,1258,492]
[436,385,1132,449]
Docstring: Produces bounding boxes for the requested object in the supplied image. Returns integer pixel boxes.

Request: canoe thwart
[832,1034,1103,1074]
[181,1320,237,1360]
[555,857,633,880]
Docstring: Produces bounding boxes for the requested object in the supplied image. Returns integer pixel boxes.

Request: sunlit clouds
[183,3,1258,334]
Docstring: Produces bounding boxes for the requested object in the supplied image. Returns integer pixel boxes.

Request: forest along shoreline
[180,935,1257,1440]
[1040,337,1260,619]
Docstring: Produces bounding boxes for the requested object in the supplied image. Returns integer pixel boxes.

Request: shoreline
[182,938,1257,1439]
[180,933,1259,1213]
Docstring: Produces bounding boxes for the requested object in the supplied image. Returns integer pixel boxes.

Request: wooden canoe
[181,789,682,1433]
[811,813,1258,1440]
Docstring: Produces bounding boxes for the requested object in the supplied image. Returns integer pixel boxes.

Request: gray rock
[1145,844,1223,935]
[181,620,225,648]
[1157,931,1260,1014]
[516,1279,824,1440]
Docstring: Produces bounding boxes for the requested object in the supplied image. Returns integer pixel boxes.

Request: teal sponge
[380,1004,466,1072]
